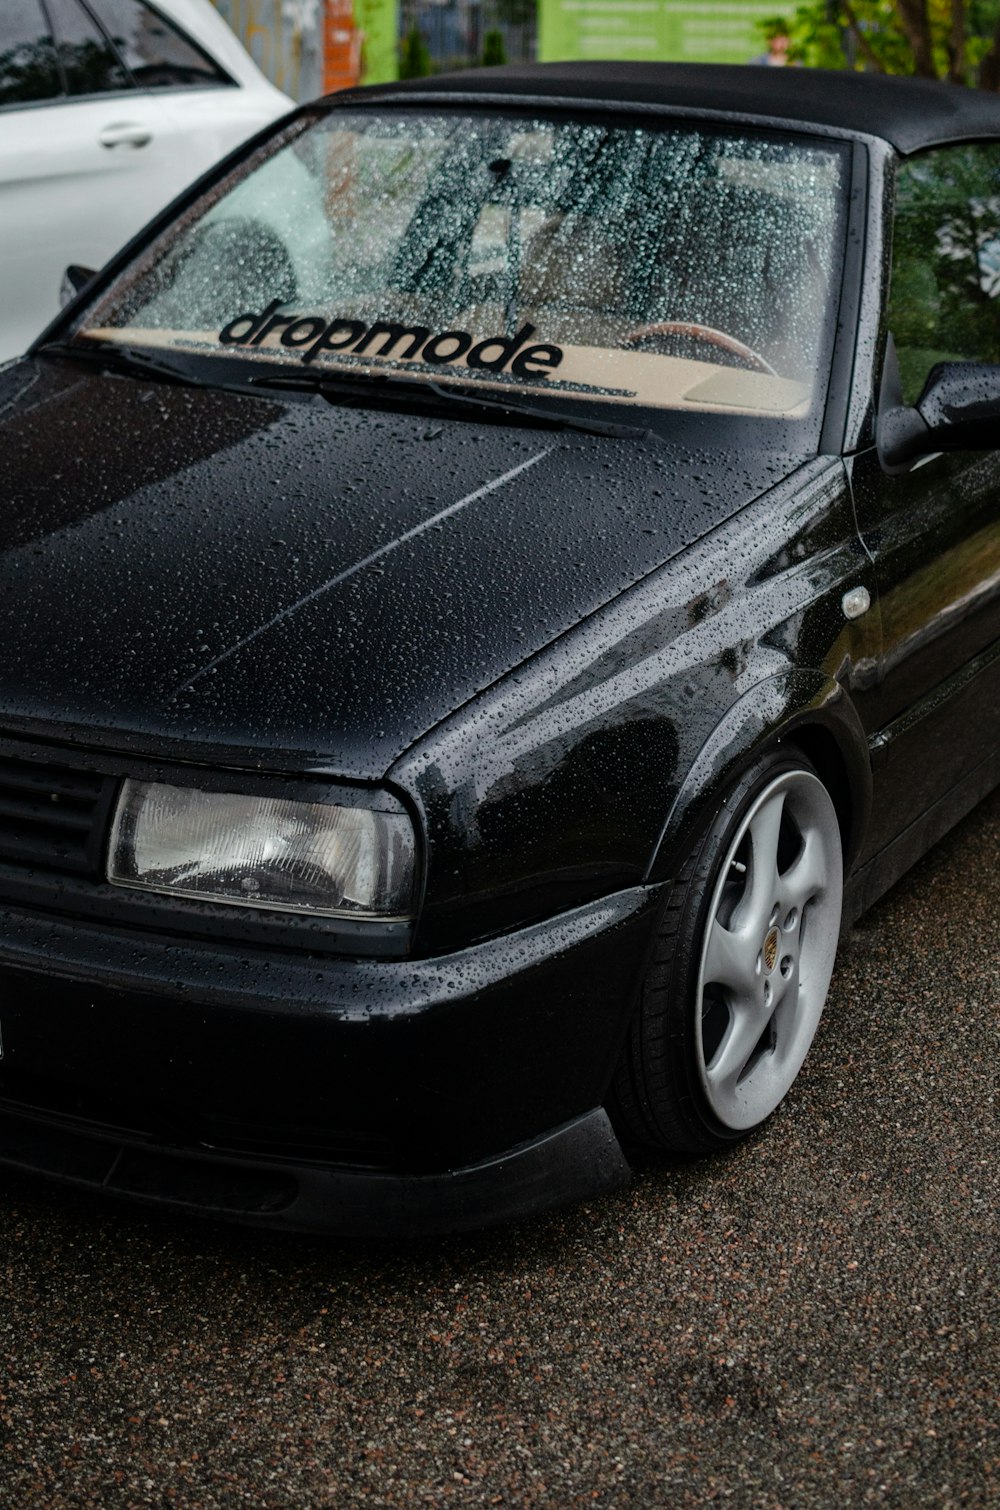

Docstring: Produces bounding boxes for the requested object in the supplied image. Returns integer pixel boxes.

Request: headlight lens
[108,780,416,919]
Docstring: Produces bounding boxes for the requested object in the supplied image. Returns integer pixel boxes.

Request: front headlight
[107,780,416,920]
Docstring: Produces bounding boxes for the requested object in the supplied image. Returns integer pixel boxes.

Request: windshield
[77,108,849,438]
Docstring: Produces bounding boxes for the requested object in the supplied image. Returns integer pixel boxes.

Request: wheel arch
[645,668,872,887]
[784,720,858,863]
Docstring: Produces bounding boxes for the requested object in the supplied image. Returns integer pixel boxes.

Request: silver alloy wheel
[695,769,843,1131]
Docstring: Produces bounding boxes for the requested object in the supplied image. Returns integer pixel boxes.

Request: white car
[0,0,292,361]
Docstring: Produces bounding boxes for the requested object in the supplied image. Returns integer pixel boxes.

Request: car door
[849,142,1000,857]
[0,0,277,362]
[0,0,195,359]
[84,0,285,168]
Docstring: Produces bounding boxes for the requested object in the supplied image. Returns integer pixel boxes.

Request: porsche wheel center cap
[763,926,780,974]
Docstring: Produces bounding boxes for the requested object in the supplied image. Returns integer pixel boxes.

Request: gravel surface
[1,791,997,1509]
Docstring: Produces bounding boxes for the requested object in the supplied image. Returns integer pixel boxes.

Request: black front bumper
[0,1102,629,1237]
[0,886,660,1234]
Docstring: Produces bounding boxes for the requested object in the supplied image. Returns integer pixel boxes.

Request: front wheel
[612,751,844,1153]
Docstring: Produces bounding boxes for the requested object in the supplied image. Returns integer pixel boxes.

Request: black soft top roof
[345,62,1000,156]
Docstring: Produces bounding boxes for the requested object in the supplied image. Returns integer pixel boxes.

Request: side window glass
[85,0,231,88]
[46,0,131,95]
[890,144,1000,403]
[0,0,62,106]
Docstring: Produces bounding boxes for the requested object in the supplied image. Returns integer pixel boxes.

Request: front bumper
[0,1103,629,1237]
[0,886,660,1234]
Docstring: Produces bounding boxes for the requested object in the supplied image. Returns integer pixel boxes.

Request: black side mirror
[59,264,97,309]
[878,337,1000,472]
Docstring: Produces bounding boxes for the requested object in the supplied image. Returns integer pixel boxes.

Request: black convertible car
[1,63,998,1234]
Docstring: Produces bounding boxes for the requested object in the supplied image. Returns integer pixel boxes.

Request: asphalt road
[1,791,997,1509]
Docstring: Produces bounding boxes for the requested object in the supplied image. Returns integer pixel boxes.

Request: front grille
[0,752,117,877]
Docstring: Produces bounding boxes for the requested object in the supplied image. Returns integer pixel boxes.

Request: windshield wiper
[37,341,650,437]
[36,339,210,389]
[249,366,651,440]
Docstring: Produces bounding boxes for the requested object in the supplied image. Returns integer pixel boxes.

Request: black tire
[611,748,844,1154]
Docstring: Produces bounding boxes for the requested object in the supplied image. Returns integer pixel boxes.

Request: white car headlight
[107,780,416,920]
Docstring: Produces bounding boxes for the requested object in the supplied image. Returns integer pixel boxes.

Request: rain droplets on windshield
[84,111,848,423]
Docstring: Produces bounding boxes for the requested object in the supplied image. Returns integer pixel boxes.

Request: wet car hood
[0,360,802,779]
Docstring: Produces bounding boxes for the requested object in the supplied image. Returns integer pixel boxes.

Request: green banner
[357,0,398,83]
[538,0,781,65]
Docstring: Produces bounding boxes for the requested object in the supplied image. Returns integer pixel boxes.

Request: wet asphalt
[1,790,997,1509]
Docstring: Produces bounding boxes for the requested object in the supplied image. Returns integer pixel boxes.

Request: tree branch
[894,0,938,76]
[978,11,1000,88]
[949,0,965,83]
[839,0,888,70]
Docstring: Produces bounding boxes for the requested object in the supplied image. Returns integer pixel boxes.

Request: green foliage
[966,0,1000,79]
[399,25,431,79]
[759,13,794,40]
[482,28,507,65]
[778,1,916,73]
[765,0,1000,82]
[889,146,1000,398]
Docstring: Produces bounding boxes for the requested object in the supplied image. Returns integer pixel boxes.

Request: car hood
[0,360,802,779]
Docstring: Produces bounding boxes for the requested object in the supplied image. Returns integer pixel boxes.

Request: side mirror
[878,340,1000,472]
[59,264,97,308]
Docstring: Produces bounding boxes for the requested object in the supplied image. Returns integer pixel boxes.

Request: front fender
[393,457,871,956]
[646,667,873,885]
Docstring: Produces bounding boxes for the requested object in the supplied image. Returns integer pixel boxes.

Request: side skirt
[842,747,1000,929]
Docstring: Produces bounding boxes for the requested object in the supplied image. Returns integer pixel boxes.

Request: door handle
[98,122,153,149]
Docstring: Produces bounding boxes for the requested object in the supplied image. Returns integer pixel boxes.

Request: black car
[1,63,998,1235]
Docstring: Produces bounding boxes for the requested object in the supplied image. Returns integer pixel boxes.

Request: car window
[890,143,1000,403]
[47,0,131,95]
[85,0,231,88]
[80,111,850,430]
[0,0,62,105]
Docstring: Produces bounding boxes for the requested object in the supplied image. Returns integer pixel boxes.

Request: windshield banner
[220,303,565,379]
